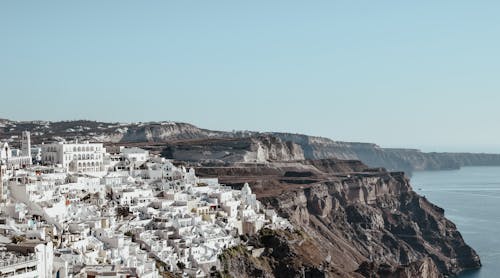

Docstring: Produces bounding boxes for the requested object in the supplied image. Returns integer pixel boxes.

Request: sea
[411,166,500,278]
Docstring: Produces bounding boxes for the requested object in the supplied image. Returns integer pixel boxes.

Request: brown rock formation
[199,160,481,277]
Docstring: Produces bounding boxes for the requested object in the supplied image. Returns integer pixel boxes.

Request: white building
[0,131,33,169]
[1,240,54,278]
[0,249,39,278]
[41,141,105,173]
[21,131,32,161]
[121,147,149,163]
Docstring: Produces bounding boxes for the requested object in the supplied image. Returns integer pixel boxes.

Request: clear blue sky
[1,1,499,152]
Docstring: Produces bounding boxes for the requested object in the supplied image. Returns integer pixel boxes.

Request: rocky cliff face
[384,149,500,171]
[270,133,500,173]
[196,160,481,277]
[161,136,304,164]
[219,230,443,278]
[260,173,480,276]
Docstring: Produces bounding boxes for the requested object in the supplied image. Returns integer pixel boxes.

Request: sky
[1,1,499,153]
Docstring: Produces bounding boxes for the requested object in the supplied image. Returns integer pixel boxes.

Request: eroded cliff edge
[196,160,481,277]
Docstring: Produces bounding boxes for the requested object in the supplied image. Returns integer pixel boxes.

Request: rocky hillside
[2,119,500,173]
[196,160,481,277]
[219,229,443,278]
[0,119,227,144]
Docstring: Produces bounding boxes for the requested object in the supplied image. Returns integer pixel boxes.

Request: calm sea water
[411,167,500,278]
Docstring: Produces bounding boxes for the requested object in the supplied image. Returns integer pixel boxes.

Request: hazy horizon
[2,1,499,153]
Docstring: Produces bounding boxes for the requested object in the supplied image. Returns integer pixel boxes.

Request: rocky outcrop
[161,136,304,164]
[218,230,332,278]
[258,172,481,277]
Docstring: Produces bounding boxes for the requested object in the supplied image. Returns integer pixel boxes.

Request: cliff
[268,133,500,173]
[199,160,481,277]
[161,136,305,164]
[219,230,443,278]
[265,174,480,276]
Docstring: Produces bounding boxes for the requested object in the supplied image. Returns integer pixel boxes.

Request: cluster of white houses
[0,132,291,277]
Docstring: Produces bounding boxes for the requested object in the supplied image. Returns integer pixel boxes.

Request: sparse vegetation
[124,231,134,237]
[11,235,26,244]
[259,228,276,237]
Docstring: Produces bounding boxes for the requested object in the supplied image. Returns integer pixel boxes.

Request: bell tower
[21,131,32,165]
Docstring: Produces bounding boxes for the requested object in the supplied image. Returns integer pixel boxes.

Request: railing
[0,254,37,268]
